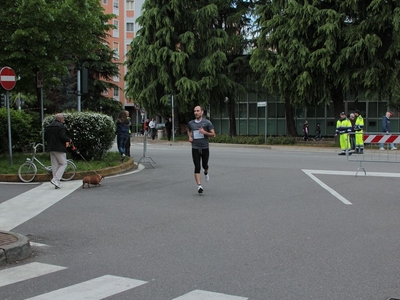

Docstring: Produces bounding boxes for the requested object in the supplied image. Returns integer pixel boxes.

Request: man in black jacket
[44,113,72,188]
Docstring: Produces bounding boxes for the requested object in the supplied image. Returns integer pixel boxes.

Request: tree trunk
[228,97,237,137]
[284,94,297,136]
[331,87,345,120]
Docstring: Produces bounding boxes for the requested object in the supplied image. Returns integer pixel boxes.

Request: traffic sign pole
[0,67,17,90]
[0,66,16,165]
[6,91,12,165]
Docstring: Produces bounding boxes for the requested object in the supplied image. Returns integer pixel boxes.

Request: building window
[102,0,107,4]
[127,22,134,32]
[114,89,119,97]
[113,20,119,38]
[113,0,118,8]
[113,42,119,60]
[126,0,134,10]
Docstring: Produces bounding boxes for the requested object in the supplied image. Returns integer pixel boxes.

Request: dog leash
[70,142,101,177]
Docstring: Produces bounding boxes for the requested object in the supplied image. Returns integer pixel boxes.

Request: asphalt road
[1,141,400,300]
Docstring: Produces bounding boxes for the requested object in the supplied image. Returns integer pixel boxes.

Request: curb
[0,231,31,265]
[0,158,136,183]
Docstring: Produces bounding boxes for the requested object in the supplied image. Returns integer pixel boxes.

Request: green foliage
[251,0,400,118]
[43,112,115,160]
[0,108,34,154]
[125,0,254,124]
[212,134,296,145]
[0,0,116,116]
[0,151,122,175]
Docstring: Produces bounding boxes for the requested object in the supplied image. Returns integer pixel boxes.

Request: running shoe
[50,178,60,188]
[198,186,203,194]
[205,173,209,182]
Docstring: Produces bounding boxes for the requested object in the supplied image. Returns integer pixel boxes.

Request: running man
[187,105,216,193]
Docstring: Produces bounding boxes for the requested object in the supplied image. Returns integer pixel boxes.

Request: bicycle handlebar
[33,143,44,149]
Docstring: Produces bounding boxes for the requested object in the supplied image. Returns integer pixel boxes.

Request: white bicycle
[18,143,76,183]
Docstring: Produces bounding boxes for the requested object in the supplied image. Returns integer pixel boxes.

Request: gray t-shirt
[188,118,214,149]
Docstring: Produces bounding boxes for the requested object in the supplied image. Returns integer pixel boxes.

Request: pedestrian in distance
[349,113,356,151]
[44,113,72,189]
[125,110,132,157]
[187,105,216,194]
[314,123,322,141]
[380,111,397,150]
[149,117,156,140]
[303,120,309,141]
[116,110,131,162]
[335,111,352,155]
[144,118,149,137]
[354,109,364,154]
[165,117,173,143]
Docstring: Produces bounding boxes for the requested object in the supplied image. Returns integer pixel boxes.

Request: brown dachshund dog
[82,174,104,189]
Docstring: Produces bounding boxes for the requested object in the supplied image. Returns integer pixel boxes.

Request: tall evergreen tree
[251,0,400,136]
[125,0,254,134]
[0,0,116,112]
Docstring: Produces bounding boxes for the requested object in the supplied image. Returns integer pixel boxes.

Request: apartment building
[100,0,144,112]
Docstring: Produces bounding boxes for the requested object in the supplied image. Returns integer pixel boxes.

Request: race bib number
[193,130,204,139]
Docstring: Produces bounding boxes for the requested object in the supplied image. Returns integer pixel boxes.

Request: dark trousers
[125,138,131,156]
[192,148,210,173]
[167,130,172,141]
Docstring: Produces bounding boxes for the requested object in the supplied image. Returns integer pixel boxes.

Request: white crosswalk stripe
[25,275,147,300]
[0,262,67,287]
[0,262,247,299]
[172,290,248,300]
[0,181,82,231]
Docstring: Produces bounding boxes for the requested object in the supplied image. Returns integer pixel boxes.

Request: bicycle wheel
[18,162,38,183]
[61,160,76,181]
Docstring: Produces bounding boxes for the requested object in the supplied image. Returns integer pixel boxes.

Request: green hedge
[43,111,115,160]
[212,134,296,145]
[0,108,34,154]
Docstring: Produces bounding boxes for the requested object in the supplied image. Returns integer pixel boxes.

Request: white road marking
[0,181,82,231]
[302,169,400,205]
[105,163,145,178]
[0,262,66,287]
[173,290,248,300]
[25,275,147,300]
[302,170,353,205]
[30,242,51,248]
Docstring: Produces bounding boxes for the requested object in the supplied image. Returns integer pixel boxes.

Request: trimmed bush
[212,134,296,145]
[0,108,34,154]
[43,111,115,160]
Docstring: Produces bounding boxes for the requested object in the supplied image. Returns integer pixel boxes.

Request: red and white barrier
[363,134,400,144]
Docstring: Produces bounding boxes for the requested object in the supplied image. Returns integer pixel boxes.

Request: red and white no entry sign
[0,67,16,90]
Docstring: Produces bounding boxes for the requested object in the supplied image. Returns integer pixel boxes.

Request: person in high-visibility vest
[354,110,364,154]
[335,112,352,155]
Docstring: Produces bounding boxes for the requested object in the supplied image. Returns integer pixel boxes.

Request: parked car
[156,123,165,130]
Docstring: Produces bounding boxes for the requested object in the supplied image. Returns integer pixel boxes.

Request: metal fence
[347,132,400,176]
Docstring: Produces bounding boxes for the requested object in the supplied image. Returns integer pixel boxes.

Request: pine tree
[125,0,254,133]
[251,0,400,135]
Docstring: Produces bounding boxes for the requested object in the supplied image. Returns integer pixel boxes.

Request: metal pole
[6,91,12,165]
[136,109,139,136]
[41,87,45,152]
[265,102,267,144]
[77,68,81,112]
[172,94,175,142]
